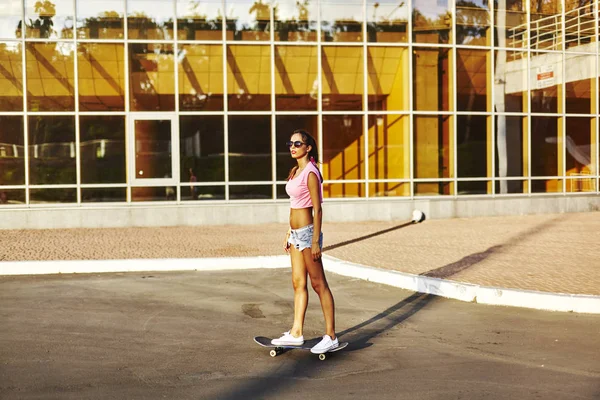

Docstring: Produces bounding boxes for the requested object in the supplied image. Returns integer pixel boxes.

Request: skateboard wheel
[318,354,326,361]
[269,350,277,357]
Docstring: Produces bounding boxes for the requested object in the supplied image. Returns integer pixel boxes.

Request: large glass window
[321,0,363,42]
[76,0,124,39]
[412,0,451,44]
[565,117,595,192]
[530,51,561,114]
[456,0,490,46]
[0,42,23,111]
[495,115,528,194]
[25,0,73,39]
[368,114,409,180]
[227,45,271,111]
[177,0,223,40]
[28,116,76,185]
[178,44,224,112]
[367,46,409,112]
[565,53,595,115]
[26,42,75,112]
[228,115,271,181]
[274,0,318,41]
[179,115,225,184]
[367,0,408,43]
[322,114,364,182]
[494,50,527,113]
[129,44,175,112]
[78,43,125,111]
[457,115,491,194]
[413,47,452,111]
[0,0,23,39]
[225,0,271,41]
[494,0,526,49]
[456,49,489,112]
[322,46,363,111]
[564,0,595,51]
[530,0,562,50]
[127,0,174,40]
[413,115,453,180]
[0,116,25,186]
[531,116,562,192]
[274,45,318,111]
[80,116,126,184]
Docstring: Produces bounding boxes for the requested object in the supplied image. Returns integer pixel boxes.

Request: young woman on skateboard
[271,129,338,354]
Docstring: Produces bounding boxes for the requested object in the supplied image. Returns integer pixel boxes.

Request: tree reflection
[28,1,56,38]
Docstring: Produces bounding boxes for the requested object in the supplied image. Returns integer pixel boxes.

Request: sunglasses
[286,141,306,148]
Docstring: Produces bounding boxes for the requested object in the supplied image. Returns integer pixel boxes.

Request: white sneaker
[271,331,304,346]
[310,335,339,354]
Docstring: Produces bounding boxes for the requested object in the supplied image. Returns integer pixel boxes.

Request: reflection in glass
[80,116,126,184]
[458,180,489,195]
[495,116,527,193]
[495,180,526,194]
[368,114,409,180]
[274,0,318,41]
[81,187,126,203]
[494,50,527,113]
[322,114,364,181]
[412,0,451,44]
[177,0,223,40]
[323,183,364,198]
[456,0,490,45]
[178,44,224,111]
[127,0,174,40]
[129,44,175,112]
[181,185,225,201]
[530,52,561,114]
[564,1,595,50]
[457,115,489,178]
[25,0,74,39]
[30,188,77,203]
[369,182,409,197]
[28,116,76,185]
[322,46,363,111]
[132,186,177,201]
[275,115,318,181]
[414,181,452,196]
[456,49,489,112]
[76,0,124,39]
[229,185,272,199]
[225,0,271,41]
[530,0,562,50]
[413,115,453,179]
[0,42,23,111]
[413,47,451,111]
[532,179,562,193]
[228,115,271,181]
[494,0,526,48]
[274,46,318,111]
[565,118,595,192]
[179,115,225,183]
[531,116,560,184]
[367,46,408,111]
[227,45,271,111]
[78,43,125,111]
[26,42,75,112]
[565,54,595,114]
[0,189,25,205]
[0,116,25,185]
[0,0,22,39]
[367,0,408,43]
[134,120,172,180]
[321,0,363,42]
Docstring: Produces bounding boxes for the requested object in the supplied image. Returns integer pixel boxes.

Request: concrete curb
[1,255,599,314]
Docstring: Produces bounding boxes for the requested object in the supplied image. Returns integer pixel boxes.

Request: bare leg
[289,246,308,337]
[303,251,335,339]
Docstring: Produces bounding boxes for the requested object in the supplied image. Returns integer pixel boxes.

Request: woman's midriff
[289,207,313,229]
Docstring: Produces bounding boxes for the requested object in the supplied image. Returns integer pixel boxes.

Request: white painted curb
[1,254,599,314]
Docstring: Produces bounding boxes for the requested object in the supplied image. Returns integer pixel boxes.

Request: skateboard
[254,336,348,361]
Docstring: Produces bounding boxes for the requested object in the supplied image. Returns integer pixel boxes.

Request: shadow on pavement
[323,221,414,252]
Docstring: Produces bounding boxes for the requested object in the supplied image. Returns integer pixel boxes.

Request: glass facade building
[0,0,598,207]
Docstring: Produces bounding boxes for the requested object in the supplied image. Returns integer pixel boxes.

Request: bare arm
[307,171,322,260]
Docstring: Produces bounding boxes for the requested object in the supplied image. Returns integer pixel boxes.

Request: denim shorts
[288,224,323,252]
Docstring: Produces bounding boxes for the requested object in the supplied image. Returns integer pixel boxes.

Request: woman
[271,129,338,354]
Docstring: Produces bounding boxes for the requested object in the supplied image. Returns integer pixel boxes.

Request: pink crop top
[285,162,323,209]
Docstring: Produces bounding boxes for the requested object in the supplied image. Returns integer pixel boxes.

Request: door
[128,114,179,189]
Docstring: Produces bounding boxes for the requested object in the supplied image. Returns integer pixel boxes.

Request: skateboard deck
[254,336,348,360]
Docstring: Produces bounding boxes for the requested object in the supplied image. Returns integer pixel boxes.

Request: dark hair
[287,129,323,182]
